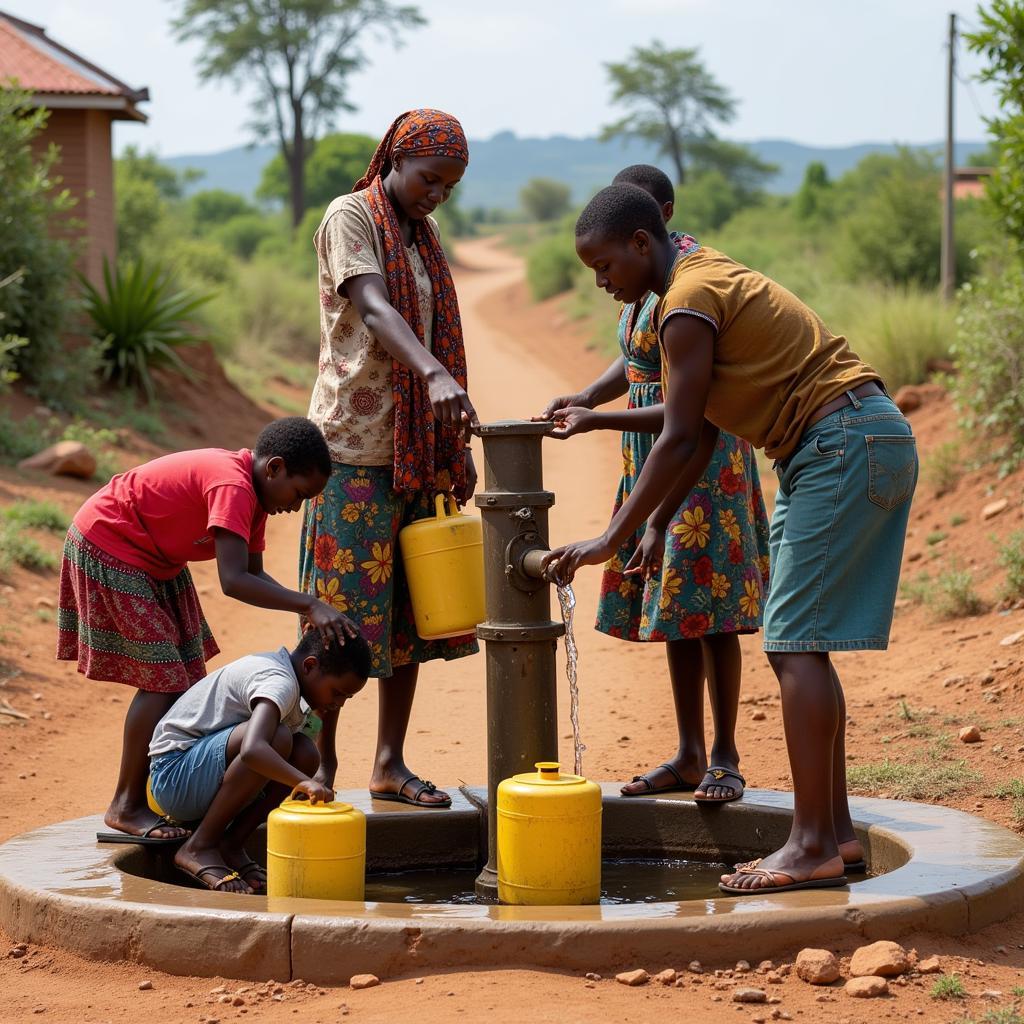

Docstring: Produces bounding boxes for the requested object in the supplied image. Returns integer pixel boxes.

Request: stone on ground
[846,976,889,998]
[137,980,153,991]
[653,969,676,985]
[982,498,1009,520]
[917,956,942,974]
[795,948,840,984]
[18,440,97,479]
[959,725,982,743]
[732,987,768,1003]
[849,940,911,977]
[615,969,649,987]
[349,974,380,990]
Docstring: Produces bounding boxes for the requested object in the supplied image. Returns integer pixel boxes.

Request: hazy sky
[8,0,999,156]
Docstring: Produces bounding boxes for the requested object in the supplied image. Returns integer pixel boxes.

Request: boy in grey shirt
[149,629,370,893]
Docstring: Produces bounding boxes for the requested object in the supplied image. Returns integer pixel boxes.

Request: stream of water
[556,583,586,776]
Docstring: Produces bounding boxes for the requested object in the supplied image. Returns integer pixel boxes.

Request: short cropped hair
[295,628,372,680]
[575,184,668,246]
[253,417,331,478]
[612,164,675,207]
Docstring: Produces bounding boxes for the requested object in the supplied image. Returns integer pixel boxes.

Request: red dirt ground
[1,238,1022,1022]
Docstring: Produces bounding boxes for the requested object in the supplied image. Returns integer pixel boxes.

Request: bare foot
[175,841,251,894]
[838,837,865,866]
[104,804,189,841]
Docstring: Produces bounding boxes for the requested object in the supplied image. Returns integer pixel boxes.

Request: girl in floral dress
[299,110,479,808]
[538,165,769,802]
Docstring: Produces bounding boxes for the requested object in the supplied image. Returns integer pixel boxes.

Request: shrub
[996,530,1024,602]
[2,501,68,532]
[930,973,967,1000]
[79,258,212,400]
[520,178,572,222]
[0,522,57,575]
[925,441,963,497]
[211,214,280,261]
[526,233,579,301]
[930,563,986,619]
[952,260,1024,468]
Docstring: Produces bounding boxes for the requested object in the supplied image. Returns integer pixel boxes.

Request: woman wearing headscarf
[300,109,478,808]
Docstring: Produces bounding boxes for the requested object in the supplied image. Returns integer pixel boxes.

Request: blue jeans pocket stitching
[865,435,917,510]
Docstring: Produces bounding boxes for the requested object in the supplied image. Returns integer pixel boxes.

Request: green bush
[930,563,987,619]
[952,259,1024,467]
[0,86,77,398]
[526,233,579,301]
[0,522,57,575]
[520,178,572,222]
[188,189,256,233]
[80,258,212,400]
[211,214,280,261]
[924,441,963,497]
[2,500,68,532]
[996,530,1024,601]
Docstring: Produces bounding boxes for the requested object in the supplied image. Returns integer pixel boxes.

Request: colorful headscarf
[353,109,470,500]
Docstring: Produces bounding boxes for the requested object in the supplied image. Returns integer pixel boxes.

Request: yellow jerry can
[398,492,485,640]
[266,794,366,901]
[497,762,602,906]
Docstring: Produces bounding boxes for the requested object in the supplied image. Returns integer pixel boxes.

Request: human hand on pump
[548,406,596,440]
[623,525,665,581]
[427,369,479,438]
[533,391,591,421]
[542,535,615,584]
[293,778,334,804]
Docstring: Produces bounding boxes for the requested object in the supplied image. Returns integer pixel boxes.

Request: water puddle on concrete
[365,858,731,905]
[556,582,586,775]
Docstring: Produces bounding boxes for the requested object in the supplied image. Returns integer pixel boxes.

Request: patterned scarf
[353,110,470,500]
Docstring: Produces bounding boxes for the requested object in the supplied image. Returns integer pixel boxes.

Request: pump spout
[519,547,552,581]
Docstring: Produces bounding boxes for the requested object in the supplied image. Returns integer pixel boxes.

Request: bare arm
[241,699,332,801]
[345,273,478,431]
[544,315,717,580]
[535,356,628,421]
[215,531,358,645]
[548,403,664,439]
[313,707,339,789]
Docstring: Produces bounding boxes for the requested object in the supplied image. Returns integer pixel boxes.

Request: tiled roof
[0,10,147,103]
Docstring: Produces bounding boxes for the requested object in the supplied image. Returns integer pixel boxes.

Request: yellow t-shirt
[655,247,880,462]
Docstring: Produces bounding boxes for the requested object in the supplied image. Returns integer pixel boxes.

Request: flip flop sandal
[727,856,867,879]
[237,860,268,893]
[620,762,697,797]
[693,766,746,804]
[369,775,452,808]
[178,863,251,894]
[96,816,190,845]
[718,864,848,896]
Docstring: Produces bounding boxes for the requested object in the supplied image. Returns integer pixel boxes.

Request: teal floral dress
[595,239,771,643]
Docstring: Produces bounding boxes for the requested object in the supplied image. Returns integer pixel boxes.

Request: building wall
[31,106,116,287]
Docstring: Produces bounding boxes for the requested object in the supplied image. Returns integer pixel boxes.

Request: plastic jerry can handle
[434,492,459,519]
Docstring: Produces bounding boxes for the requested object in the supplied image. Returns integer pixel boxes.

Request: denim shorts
[150,725,236,823]
[763,393,918,652]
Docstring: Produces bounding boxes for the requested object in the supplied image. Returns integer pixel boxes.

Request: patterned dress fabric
[299,464,477,679]
[57,526,218,692]
[595,239,771,642]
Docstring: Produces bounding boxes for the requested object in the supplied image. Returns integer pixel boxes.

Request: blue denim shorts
[150,725,236,822]
[763,393,918,652]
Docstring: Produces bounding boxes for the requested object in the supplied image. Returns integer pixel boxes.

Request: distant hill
[162,133,989,211]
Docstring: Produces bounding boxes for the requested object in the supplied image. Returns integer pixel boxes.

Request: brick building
[0,10,148,286]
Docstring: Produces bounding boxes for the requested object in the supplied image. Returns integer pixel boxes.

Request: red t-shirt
[74,448,268,580]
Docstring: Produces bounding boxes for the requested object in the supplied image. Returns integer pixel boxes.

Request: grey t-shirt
[149,647,305,758]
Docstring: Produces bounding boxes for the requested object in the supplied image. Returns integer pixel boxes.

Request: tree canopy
[171,0,424,227]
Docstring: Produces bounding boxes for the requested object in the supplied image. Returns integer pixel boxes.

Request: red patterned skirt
[57,525,219,693]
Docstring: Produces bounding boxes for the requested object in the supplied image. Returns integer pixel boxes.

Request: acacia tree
[601,42,736,185]
[171,0,425,228]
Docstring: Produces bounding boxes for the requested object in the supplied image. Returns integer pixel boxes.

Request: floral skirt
[595,382,771,642]
[57,526,218,692]
[298,462,479,678]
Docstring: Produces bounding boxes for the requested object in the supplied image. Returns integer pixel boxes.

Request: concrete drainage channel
[1,786,1022,983]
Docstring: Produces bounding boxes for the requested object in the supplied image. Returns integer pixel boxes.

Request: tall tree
[172,0,425,228]
[601,42,736,185]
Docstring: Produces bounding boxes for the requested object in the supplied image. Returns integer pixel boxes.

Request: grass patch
[1,500,68,532]
[951,513,967,527]
[981,1011,1024,1024]
[0,522,58,575]
[927,531,948,546]
[930,973,967,1000]
[35,607,54,623]
[996,531,1024,603]
[0,411,122,480]
[899,566,985,617]
[847,757,981,801]
[924,440,963,497]
[1011,985,1024,997]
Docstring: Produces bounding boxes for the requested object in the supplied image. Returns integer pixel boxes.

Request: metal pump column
[473,420,562,900]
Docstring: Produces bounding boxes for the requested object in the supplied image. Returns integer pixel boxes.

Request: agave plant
[79,258,213,400]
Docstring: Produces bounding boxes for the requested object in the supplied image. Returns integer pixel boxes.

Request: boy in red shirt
[58,417,357,845]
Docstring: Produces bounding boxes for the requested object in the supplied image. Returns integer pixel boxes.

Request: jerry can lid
[277,798,356,815]
[509,761,587,787]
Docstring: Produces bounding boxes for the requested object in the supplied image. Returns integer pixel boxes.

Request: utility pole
[941,11,956,302]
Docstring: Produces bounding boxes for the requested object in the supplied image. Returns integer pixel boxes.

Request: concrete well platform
[1,786,1021,982]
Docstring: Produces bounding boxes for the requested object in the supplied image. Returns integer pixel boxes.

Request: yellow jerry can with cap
[497,762,602,905]
[266,794,366,900]
[398,492,485,640]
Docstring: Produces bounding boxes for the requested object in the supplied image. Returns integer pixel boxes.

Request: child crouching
[149,630,371,893]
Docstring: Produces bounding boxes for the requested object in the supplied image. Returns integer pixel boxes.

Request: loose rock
[654,969,676,985]
[584,972,601,982]
[981,990,1003,1000]
[138,980,153,991]
[959,725,982,744]
[795,948,841,985]
[18,441,97,479]
[735,960,751,973]
[615,969,649,987]
[846,977,889,998]
[349,974,380,990]
[849,940,911,977]
[982,498,1009,520]
[917,956,941,974]
[732,988,768,1003]
[1000,629,1024,647]
[688,960,704,974]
